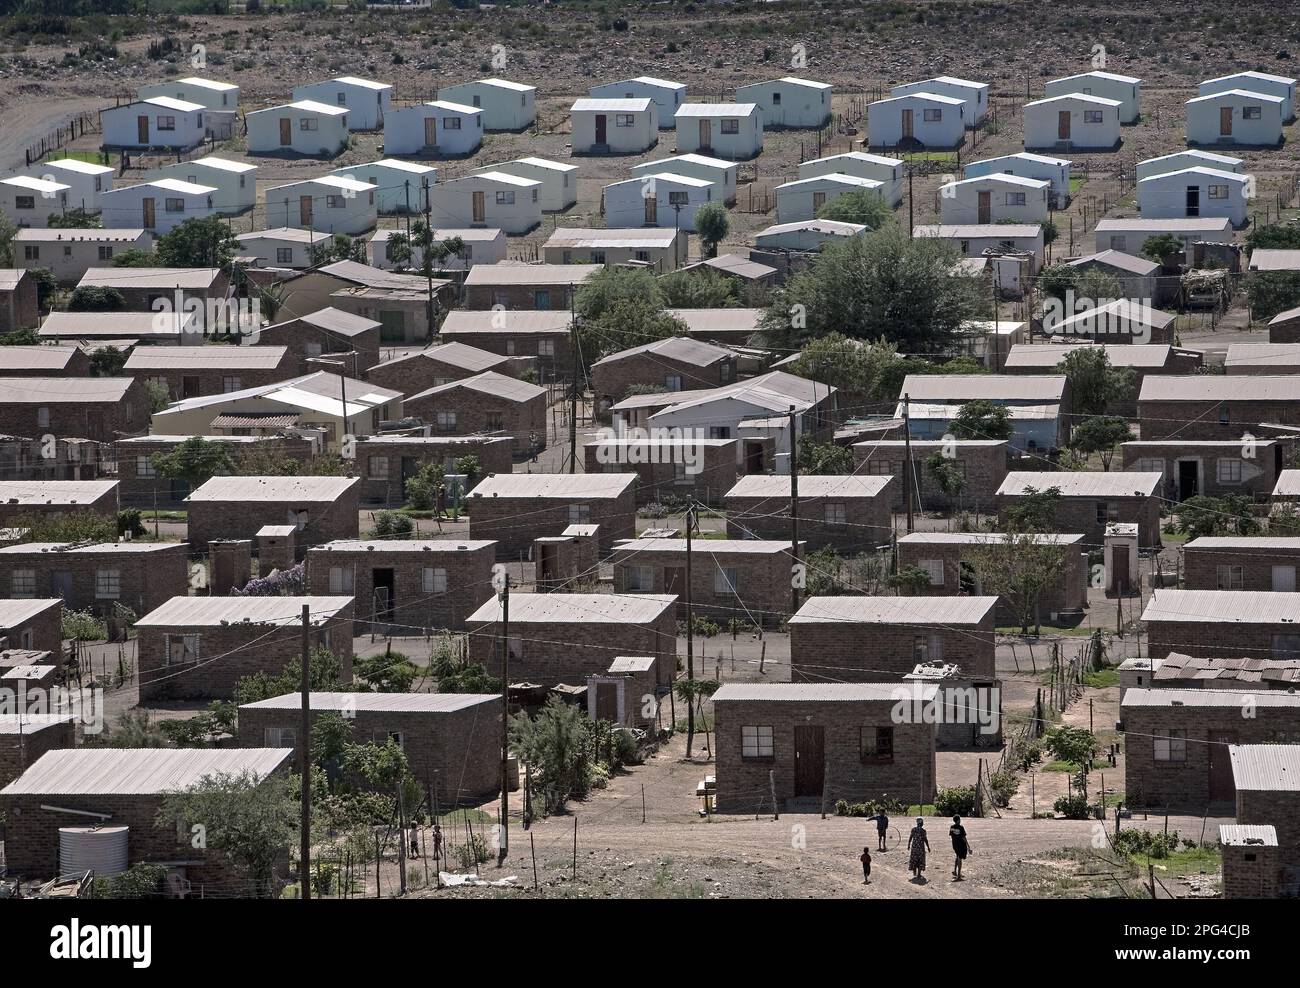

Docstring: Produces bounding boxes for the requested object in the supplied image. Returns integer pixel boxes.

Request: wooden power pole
[685,502,696,758]
[498,575,510,863]
[902,393,915,534]
[788,405,802,616]
[299,604,312,900]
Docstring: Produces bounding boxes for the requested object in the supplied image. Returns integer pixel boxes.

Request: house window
[166,634,200,665]
[23,245,38,260]
[376,730,405,749]
[959,240,970,253]
[1219,410,1230,425]
[37,407,50,428]
[137,455,156,478]
[11,569,35,598]
[336,93,347,105]
[1208,185,1229,200]
[1006,192,1026,206]
[669,191,689,205]
[615,114,635,127]
[1154,729,1186,763]
[772,92,782,105]
[1109,236,1127,250]
[265,727,296,746]
[98,246,114,260]
[720,361,734,383]
[918,559,945,586]
[485,412,504,431]
[635,250,650,263]
[495,191,516,205]
[720,118,740,134]
[569,504,591,524]
[300,117,319,131]
[1095,502,1110,525]
[860,726,894,761]
[538,338,556,358]
[1216,564,1244,590]
[590,250,606,265]
[165,198,185,213]
[1083,110,1104,124]
[289,508,309,531]
[369,455,390,479]
[665,374,683,391]
[913,636,930,662]
[95,569,121,599]
[156,115,176,130]
[444,117,462,130]
[623,565,654,592]
[328,566,353,594]
[673,460,691,484]
[326,195,345,209]
[741,725,774,759]
[534,290,551,309]
[866,459,893,476]
[436,411,458,431]
[1217,458,1243,484]
[1135,458,1164,474]
[222,376,241,393]
[709,426,731,440]
[1243,106,1262,120]
[713,567,739,595]
[824,502,847,526]
[276,248,294,264]
[422,567,448,594]
[923,108,942,122]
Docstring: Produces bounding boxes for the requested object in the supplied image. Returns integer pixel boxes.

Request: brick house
[897,532,1088,621]
[0,715,76,790]
[1229,744,1300,893]
[114,434,315,508]
[254,307,383,377]
[0,599,63,655]
[995,471,1163,549]
[0,748,294,885]
[305,538,495,634]
[0,346,92,377]
[437,309,573,381]
[723,475,894,552]
[274,260,454,345]
[0,436,106,486]
[1142,589,1300,661]
[354,435,514,506]
[465,592,677,689]
[0,270,40,333]
[1138,376,1300,441]
[403,372,547,456]
[583,436,738,506]
[711,683,938,813]
[136,595,354,701]
[1120,688,1300,809]
[468,473,637,559]
[587,656,660,729]
[611,538,801,626]
[122,346,297,402]
[461,263,601,310]
[0,541,188,617]
[853,439,1008,513]
[0,480,119,527]
[1220,824,1284,898]
[74,267,229,313]
[789,595,998,681]
[590,337,738,411]
[1123,439,1286,503]
[1182,537,1300,592]
[364,342,524,395]
[1269,305,1300,344]
[185,475,360,556]
[237,692,501,806]
[0,378,149,443]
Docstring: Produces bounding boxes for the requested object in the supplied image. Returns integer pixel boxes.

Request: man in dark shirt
[949,816,970,880]
[868,812,889,851]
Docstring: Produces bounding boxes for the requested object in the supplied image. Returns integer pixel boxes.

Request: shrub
[1113,829,1182,858]
[1052,794,1092,819]
[988,770,1019,808]
[369,510,414,538]
[62,607,107,642]
[934,786,978,817]
[453,833,490,869]
[91,862,167,898]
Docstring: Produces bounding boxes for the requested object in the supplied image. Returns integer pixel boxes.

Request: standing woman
[949,815,970,880]
[906,817,930,880]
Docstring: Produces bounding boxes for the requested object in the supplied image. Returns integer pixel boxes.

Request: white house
[964,152,1071,203]
[437,78,535,131]
[1137,167,1251,228]
[331,159,437,214]
[570,98,658,154]
[245,100,349,157]
[589,77,686,129]
[774,174,882,224]
[1186,89,1285,147]
[939,174,1049,224]
[913,223,1046,271]
[427,172,542,234]
[469,157,577,212]
[155,156,255,215]
[293,76,393,130]
[796,151,904,207]
[735,77,832,129]
[631,153,738,204]
[13,227,151,284]
[889,76,988,125]
[753,219,867,253]
[234,228,331,269]
[101,97,206,151]
[384,101,482,156]
[1198,71,1297,122]
[1135,149,1243,182]
[603,173,716,232]
[369,227,506,271]
[21,157,114,213]
[100,178,216,235]
[674,103,763,159]
[1044,71,1142,123]
[868,93,965,148]
[0,176,69,227]
[138,76,239,111]
[1092,217,1234,254]
[542,228,687,272]
[264,176,378,236]
[1024,93,1121,150]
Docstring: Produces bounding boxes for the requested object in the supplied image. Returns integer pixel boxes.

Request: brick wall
[0,721,76,789]
[790,615,997,681]
[533,537,581,590]
[591,353,736,406]
[0,599,64,655]
[1237,788,1300,874]
[713,698,936,812]
[254,319,381,376]
[115,437,314,508]
[354,437,514,506]
[364,353,522,395]
[610,545,793,626]
[1121,443,1281,501]
[853,442,1008,513]
[897,540,1088,620]
[1221,841,1280,898]
[995,493,1161,550]
[186,488,360,556]
[469,490,636,560]
[135,353,298,403]
[1144,619,1297,662]
[724,488,894,553]
[402,387,546,456]
[437,331,571,380]
[0,491,119,528]
[462,283,576,311]
[0,544,188,617]
[0,277,40,332]
[0,381,150,443]
[583,442,738,506]
[257,531,296,573]
[1138,399,1300,441]
[1183,544,1300,591]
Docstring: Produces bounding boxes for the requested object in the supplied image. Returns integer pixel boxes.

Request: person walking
[906,817,930,881]
[949,816,970,880]
[868,811,890,851]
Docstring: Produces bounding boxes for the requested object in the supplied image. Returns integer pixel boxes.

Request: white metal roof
[329,75,392,90]
[310,539,494,554]
[873,91,965,107]
[466,592,675,625]
[943,173,1050,191]
[777,174,882,192]
[241,691,498,712]
[0,747,294,796]
[546,227,681,250]
[1141,588,1300,624]
[1141,374,1300,401]
[673,102,760,117]
[1096,217,1232,232]
[0,480,117,504]
[997,471,1159,498]
[1121,687,1300,708]
[789,595,997,625]
[463,263,600,286]
[186,475,357,503]
[1219,824,1278,846]
[185,155,257,173]
[914,223,1043,239]
[614,538,795,555]
[608,655,658,673]
[590,335,732,368]
[0,714,75,735]
[1025,93,1122,108]
[408,369,545,404]
[713,683,935,703]
[0,599,62,626]
[140,95,205,112]
[135,594,353,628]
[469,472,635,499]
[898,532,1083,546]
[2,175,69,193]
[1186,88,1286,105]
[1229,744,1300,792]
[172,76,238,92]
[123,346,288,370]
[77,265,220,289]
[571,97,653,113]
[726,475,891,498]
[1049,70,1140,85]
[900,373,1066,401]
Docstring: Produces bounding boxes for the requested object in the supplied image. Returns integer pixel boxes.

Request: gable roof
[726,475,892,499]
[0,748,294,796]
[407,370,545,404]
[1140,588,1300,624]
[899,373,1066,402]
[466,592,675,625]
[185,475,358,503]
[469,473,635,499]
[997,471,1159,498]
[590,336,732,369]
[788,595,997,625]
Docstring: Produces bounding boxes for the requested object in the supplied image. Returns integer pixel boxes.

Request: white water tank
[59,825,129,877]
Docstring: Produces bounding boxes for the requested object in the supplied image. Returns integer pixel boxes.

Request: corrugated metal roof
[135,595,353,628]
[0,714,75,735]
[1143,374,1300,401]
[680,254,776,280]
[674,102,759,117]
[545,227,681,249]
[914,224,1043,239]
[123,346,289,370]
[1005,343,1171,369]
[407,370,545,404]
[665,308,764,335]
[463,264,602,287]
[997,471,1159,498]
[898,532,1083,546]
[317,260,429,291]
[0,346,84,371]
[373,343,507,374]
[186,475,357,503]
[900,374,1066,402]
[1121,687,1300,708]
[726,475,892,498]
[240,691,498,712]
[1053,299,1176,332]
[0,748,294,796]
[1142,588,1300,624]
[1184,536,1300,550]
[40,311,194,337]
[1276,470,1300,497]
[1219,824,1278,845]
[1229,744,1300,792]
[1249,249,1300,272]
[0,480,117,504]
[1152,652,1300,686]
[713,683,937,702]
[613,538,795,555]
[0,541,185,556]
[440,309,572,335]
[1096,217,1232,233]
[470,472,635,499]
[467,592,675,624]
[78,267,221,289]
[15,228,146,243]
[309,539,494,554]
[1066,250,1159,276]
[208,412,298,429]
[788,595,997,625]
[608,656,657,673]
[590,336,732,368]
[571,97,654,113]
[1224,343,1300,369]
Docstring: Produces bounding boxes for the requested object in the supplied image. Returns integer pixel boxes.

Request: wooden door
[594,114,607,144]
[595,682,619,723]
[471,190,485,223]
[181,375,200,398]
[137,115,150,144]
[812,191,826,212]
[424,115,437,148]
[663,566,685,596]
[142,197,155,229]
[1057,111,1071,140]
[793,725,824,797]
[50,570,72,599]
[1209,730,1236,802]
[299,195,313,227]
[699,118,711,148]
[901,108,913,138]
[644,194,657,225]
[279,117,292,146]
[1220,106,1233,136]
[977,190,992,223]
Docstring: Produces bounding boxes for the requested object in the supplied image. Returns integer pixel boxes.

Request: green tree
[110,248,159,267]
[404,461,444,511]
[354,650,418,693]
[1069,415,1132,469]
[1057,346,1136,418]
[1246,223,1300,251]
[1248,272,1300,321]
[47,207,102,229]
[0,212,16,265]
[949,399,1013,441]
[509,696,595,814]
[1037,263,1122,310]
[926,450,967,505]
[1139,233,1183,262]
[693,201,730,259]
[88,345,128,377]
[577,299,689,366]
[386,223,464,275]
[233,646,344,706]
[815,188,892,229]
[308,233,367,266]
[886,565,932,596]
[1003,486,1063,533]
[574,266,663,321]
[453,454,482,486]
[1176,494,1261,539]
[797,439,854,474]
[1043,726,1099,799]
[27,267,57,311]
[155,216,240,268]
[68,284,125,311]
[150,437,235,490]
[657,268,739,308]
[368,509,415,538]
[0,328,41,345]
[786,333,904,404]
[968,532,1066,634]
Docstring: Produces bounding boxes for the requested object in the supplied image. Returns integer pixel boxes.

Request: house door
[372,567,395,621]
[279,117,292,146]
[1177,460,1198,500]
[471,190,486,223]
[1208,730,1236,802]
[595,681,619,723]
[594,114,607,144]
[299,195,313,227]
[812,191,826,212]
[744,441,765,473]
[50,570,72,600]
[977,190,992,223]
[793,725,825,798]
[644,195,657,225]
[1185,185,1200,217]
[1057,111,1071,140]
[539,543,557,583]
[137,115,150,144]
[399,456,419,500]
[181,375,201,398]
[1273,565,1297,592]
[901,108,913,139]
[142,197,155,229]
[699,118,711,149]
[424,115,437,148]
[1220,106,1233,136]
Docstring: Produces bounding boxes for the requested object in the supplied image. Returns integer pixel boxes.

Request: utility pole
[684,502,696,758]
[788,405,802,616]
[299,604,312,901]
[907,167,914,238]
[498,574,510,864]
[902,393,915,534]
[403,180,412,263]
[569,286,579,473]
[422,178,435,339]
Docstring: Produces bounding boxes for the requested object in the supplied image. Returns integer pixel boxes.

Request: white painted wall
[20,160,113,213]
[797,152,904,206]
[1137,168,1250,227]
[963,154,1071,200]
[735,79,831,129]
[293,79,392,130]
[101,99,206,150]
[631,155,738,204]
[604,174,716,232]
[1023,95,1120,150]
[100,180,217,234]
[384,102,483,156]
[428,174,542,234]
[0,177,69,227]
[438,80,535,131]
[331,161,437,214]
[1186,91,1285,147]
[673,106,763,159]
[868,94,965,148]
[264,178,378,236]
[470,158,577,211]
[246,102,349,156]
[775,174,882,223]
[1044,73,1141,123]
[571,100,658,154]
[155,158,255,215]
[589,78,685,128]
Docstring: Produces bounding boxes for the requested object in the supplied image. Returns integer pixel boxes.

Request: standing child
[859,846,872,884]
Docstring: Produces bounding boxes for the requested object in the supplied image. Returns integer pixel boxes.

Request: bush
[1052,794,1092,819]
[833,794,906,817]
[1113,829,1182,858]
[934,786,978,817]
[988,769,1019,808]
[117,508,146,539]
[453,833,490,869]
[90,862,167,898]
[369,510,414,538]
[62,607,107,642]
